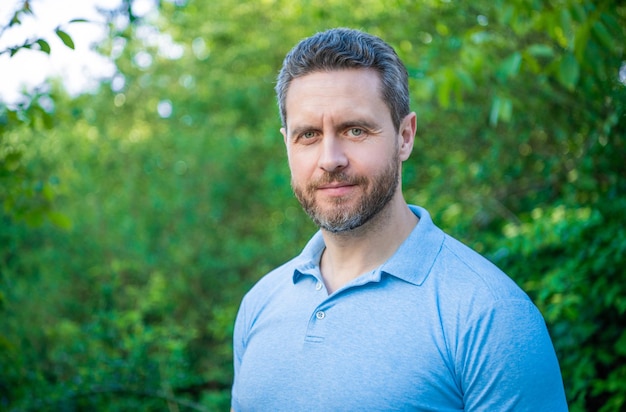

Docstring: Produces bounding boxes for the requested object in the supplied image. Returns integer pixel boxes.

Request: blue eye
[349,128,364,136]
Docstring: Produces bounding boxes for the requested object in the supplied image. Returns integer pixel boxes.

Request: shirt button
[315,311,325,320]
[315,282,323,291]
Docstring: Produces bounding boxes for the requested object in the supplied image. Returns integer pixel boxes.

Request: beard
[292,154,400,233]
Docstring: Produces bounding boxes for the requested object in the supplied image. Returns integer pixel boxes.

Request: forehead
[287,68,382,100]
[284,69,390,126]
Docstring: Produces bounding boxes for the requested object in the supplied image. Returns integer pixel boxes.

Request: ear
[280,127,288,146]
[398,112,417,161]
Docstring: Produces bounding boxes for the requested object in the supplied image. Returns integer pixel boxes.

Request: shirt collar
[291,205,445,287]
[380,205,445,286]
[291,231,326,284]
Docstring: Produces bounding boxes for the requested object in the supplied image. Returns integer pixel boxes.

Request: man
[231,28,567,411]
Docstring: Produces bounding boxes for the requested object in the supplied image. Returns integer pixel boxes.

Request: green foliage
[0,101,64,226]
[0,1,86,57]
[498,201,626,412]
[0,0,624,410]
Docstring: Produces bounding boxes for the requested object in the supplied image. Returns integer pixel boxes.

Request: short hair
[275,28,410,132]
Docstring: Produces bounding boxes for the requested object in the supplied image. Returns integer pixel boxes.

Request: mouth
[317,182,354,189]
[315,182,357,197]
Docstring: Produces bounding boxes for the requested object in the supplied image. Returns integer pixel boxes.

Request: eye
[348,128,364,137]
[296,130,319,144]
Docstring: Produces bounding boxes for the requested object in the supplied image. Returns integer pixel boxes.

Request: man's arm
[230,299,247,412]
[461,299,568,411]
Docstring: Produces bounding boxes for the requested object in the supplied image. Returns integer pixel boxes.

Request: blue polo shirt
[232,205,567,411]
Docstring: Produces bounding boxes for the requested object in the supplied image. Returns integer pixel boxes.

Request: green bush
[1,0,624,410]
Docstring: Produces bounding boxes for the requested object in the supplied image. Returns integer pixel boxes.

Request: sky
[0,0,154,105]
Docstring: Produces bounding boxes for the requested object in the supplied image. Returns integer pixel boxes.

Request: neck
[319,196,418,294]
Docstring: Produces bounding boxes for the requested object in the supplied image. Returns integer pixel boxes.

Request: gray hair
[275,28,410,131]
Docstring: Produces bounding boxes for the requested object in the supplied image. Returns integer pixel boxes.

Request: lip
[318,182,353,189]
[317,183,356,196]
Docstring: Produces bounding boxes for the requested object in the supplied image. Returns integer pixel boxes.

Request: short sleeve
[231,299,248,412]
[460,299,568,411]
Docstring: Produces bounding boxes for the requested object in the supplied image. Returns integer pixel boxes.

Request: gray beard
[292,158,400,233]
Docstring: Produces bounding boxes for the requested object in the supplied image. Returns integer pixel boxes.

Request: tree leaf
[526,44,554,57]
[496,52,522,82]
[36,39,51,54]
[436,70,453,108]
[558,52,580,90]
[489,96,513,126]
[490,96,501,126]
[591,21,614,52]
[559,9,574,49]
[48,211,73,230]
[55,29,75,50]
[9,14,21,26]
[573,24,590,62]
[570,3,586,23]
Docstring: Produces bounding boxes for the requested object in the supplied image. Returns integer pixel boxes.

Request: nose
[317,135,348,172]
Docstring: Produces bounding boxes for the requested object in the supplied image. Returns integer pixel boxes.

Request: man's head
[276,28,410,132]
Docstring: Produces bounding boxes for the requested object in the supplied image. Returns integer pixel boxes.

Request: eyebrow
[336,120,382,132]
[288,119,382,139]
[288,125,318,139]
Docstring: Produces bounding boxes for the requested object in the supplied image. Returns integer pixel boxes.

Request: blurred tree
[0,0,624,410]
[1,2,79,405]
[0,0,79,226]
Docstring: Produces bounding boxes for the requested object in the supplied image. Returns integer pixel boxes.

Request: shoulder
[242,230,325,305]
[393,205,531,308]
[420,232,538,345]
[241,256,300,308]
[233,256,300,344]
[437,233,529,303]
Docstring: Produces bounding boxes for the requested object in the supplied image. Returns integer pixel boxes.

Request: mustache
[308,171,367,189]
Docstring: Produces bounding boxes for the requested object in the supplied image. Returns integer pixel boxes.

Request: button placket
[304,281,331,342]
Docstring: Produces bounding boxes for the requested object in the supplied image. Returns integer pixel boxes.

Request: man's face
[281,69,411,233]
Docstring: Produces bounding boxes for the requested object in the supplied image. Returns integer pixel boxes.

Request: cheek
[356,146,394,169]
[285,148,297,172]
[287,156,308,185]
[287,149,316,175]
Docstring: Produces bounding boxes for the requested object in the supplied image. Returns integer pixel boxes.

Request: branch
[0,38,47,57]
[0,0,31,39]
[0,0,88,57]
